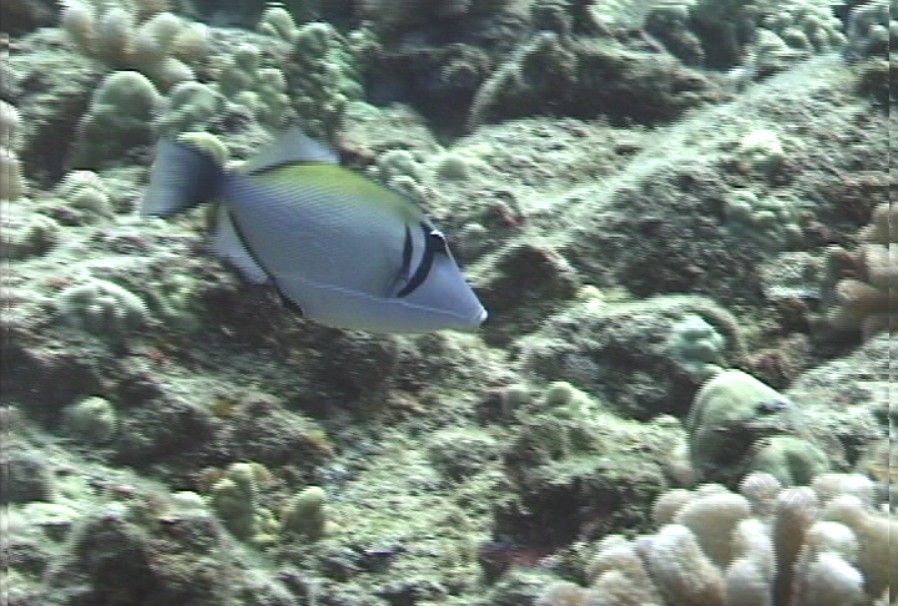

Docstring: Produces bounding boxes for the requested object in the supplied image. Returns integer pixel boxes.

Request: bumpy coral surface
[537,471,894,606]
[0,1,892,604]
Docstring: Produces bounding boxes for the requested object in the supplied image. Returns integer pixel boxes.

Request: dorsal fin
[241,126,339,174]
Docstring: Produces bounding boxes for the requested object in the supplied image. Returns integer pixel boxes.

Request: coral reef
[212,44,292,132]
[54,170,113,217]
[514,294,745,419]
[644,0,845,74]
[666,313,727,381]
[283,21,361,141]
[60,1,209,90]
[0,100,27,200]
[535,471,895,605]
[822,203,897,340]
[280,486,329,541]
[56,277,150,340]
[468,33,725,129]
[61,395,118,443]
[0,201,60,260]
[155,80,225,136]
[490,381,676,549]
[844,0,895,59]
[69,70,162,169]
[208,461,280,545]
[0,1,892,603]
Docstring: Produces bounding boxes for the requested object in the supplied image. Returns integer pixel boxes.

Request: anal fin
[211,205,270,284]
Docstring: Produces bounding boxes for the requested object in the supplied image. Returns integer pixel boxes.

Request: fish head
[394,239,488,333]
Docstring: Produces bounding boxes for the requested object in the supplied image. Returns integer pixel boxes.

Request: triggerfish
[141,127,487,333]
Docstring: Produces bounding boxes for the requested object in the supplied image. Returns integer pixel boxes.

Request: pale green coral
[60,2,209,90]
[0,202,60,260]
[70,71,162,169]
[55,170,113,217]
[212,44,292,132]
[62,396,118,443]
[156,81,225,136]
[0,99,26,200]
[723,189,804,250]
[285,22,362,141]
[280,486,328,541]
[845,0,896,58]
[666,314,727,381]
[56,277,149,338]
[209,462,279,546]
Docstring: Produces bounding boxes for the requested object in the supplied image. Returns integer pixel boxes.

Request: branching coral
[536,472,895,606]
[69,70,162,169]
[284,21,361,141]
[212,44,292,131]
[822,203,896,340]
[60,0,209,89]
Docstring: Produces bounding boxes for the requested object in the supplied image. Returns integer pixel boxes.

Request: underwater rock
[516,294,745,420]
[0,448,56,505]
[493,381,672,548]
[0,202,60,260]
[469,33,726,129]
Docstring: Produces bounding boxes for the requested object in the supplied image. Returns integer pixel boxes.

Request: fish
[141,127,487,333]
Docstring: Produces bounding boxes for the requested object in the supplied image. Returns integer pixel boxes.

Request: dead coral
[468,33,726,130]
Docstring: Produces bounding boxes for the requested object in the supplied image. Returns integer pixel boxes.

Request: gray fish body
[143,128,487,333]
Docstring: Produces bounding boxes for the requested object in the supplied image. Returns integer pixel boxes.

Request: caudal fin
[141,138,225,217]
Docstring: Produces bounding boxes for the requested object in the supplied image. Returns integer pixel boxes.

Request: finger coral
[69,70,161,169]
[536,471,895,606]
[822,203,897,340]
[60,0,209,90]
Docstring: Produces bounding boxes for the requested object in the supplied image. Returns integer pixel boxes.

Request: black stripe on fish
[227,208,305,317]
[397,224,446,298]
[245,160,330,177]
[399,224,413,282]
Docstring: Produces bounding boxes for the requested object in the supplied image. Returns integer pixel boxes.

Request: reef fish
[142,127,487,333]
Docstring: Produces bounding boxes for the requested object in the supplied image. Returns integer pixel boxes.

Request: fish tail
[141,138,225,217]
